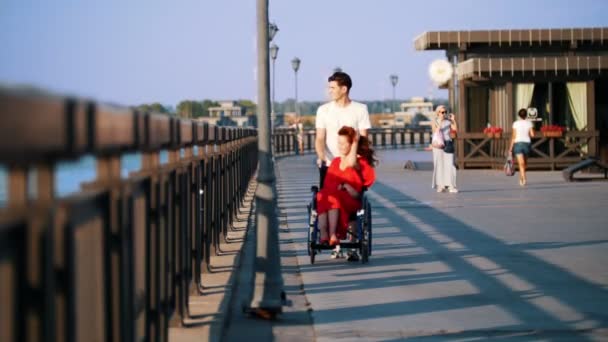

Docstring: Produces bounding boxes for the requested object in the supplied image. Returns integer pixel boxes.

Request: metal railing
[272,127,432,156]
[0,89,258,342]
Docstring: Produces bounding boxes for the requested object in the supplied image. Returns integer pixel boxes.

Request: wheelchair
[306,185,372,264]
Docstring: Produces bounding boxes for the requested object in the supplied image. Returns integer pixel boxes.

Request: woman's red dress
[316,156,376,239]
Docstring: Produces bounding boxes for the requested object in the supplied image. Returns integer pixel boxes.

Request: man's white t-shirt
[512,119,533,143]
[316,100,371,162]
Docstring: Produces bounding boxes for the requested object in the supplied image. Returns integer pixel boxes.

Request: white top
[435,119,452,142]
[291,122,303,135]
[512,119,533,143]
[316,101,371,162]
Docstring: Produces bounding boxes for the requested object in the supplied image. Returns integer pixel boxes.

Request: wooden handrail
[0,87,258,341]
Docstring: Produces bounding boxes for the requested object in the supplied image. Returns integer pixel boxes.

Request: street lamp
[270,43,279,128]
[291,57,301,116]
[269,22,279,42]
[390,74,399,113]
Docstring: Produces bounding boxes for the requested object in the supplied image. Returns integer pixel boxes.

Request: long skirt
[432,147,457,189]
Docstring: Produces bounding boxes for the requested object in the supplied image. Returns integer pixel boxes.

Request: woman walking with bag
[431,105,458,193]
[509,108,535,186]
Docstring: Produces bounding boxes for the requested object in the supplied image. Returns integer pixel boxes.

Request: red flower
[483,126,503,134]
[540,125,565,132]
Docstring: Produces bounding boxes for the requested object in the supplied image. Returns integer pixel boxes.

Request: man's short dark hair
[328,71,352,93]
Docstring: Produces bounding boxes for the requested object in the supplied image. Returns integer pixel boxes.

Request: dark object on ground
[404,160,417,170]
[562,158,608,182]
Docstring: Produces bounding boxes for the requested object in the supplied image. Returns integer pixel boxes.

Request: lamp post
[247,0,283,317]
[291,57,301,155]
[291,57,300,116]
[270,43,279,129]
[269,22,278,42]
[390,74,399,113]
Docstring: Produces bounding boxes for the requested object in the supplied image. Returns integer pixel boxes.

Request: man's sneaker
[436,187,445,193]
[346,250,360,262]
[330,251,344,259]
[330,246,343,259]
[448,187,459,193]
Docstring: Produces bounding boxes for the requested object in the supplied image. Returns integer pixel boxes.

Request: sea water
[0,149,181,207]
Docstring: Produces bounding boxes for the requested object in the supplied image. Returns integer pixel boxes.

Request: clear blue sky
[1,0,607,108]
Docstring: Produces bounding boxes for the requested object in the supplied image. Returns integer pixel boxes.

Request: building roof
[457,55,608,80]
[414,27,608,51]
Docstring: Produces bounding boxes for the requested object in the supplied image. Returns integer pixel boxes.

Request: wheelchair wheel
[306,204,312,256]
[308,224,316,264]
[308,186,319,264]
[360,226,369,264]
[366,201,372,256]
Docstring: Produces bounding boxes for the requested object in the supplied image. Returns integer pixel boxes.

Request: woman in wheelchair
[316,126,377,258]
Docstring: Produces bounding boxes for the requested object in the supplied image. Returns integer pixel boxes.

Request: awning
[457,55,608,80]
[414,28,608,51]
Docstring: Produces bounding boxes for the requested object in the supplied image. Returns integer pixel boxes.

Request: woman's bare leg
[516,154,527,185]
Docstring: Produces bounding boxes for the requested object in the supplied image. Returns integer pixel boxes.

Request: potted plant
[483,126,503,138]
[483,126,493,138]
[492,127,503,138]
[540,125,565,138]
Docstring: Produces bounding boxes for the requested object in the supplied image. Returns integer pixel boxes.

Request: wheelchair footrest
[311,242,361,250]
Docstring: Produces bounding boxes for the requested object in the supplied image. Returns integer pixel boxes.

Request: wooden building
[415,27,608,169]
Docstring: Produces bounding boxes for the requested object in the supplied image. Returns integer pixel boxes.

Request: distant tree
[236,99,257,116]
[200,99,219,117]
[431,98,449,111]
[164,104,176,114]
[151,103,166,113]
[281,98,296,113]
[134,102,170,115]
[176,100,205,118]
[297,101,321,116]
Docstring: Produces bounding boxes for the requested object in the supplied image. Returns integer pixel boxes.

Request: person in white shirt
[290,116,304,154]
[315,71,371,187]
[509,108,535,186]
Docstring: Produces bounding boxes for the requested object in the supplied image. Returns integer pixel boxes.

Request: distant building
[395,97,435,127]
[415,27,608,166]
[375,97,435,128]
[197,101,253,127]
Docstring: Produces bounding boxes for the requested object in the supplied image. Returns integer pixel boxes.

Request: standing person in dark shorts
[509,108,535,186]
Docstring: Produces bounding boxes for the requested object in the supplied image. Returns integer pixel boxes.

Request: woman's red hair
[337,126,377,167]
